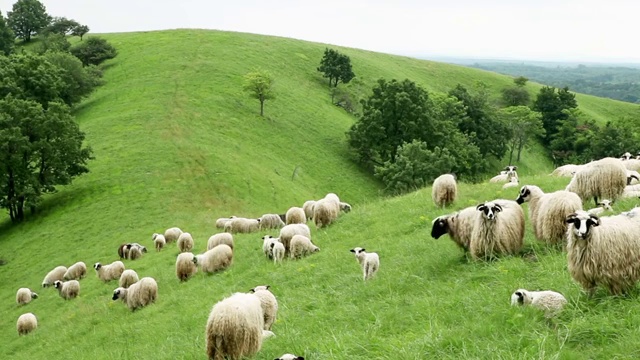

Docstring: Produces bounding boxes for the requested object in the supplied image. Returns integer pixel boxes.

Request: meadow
[2,29,640,359]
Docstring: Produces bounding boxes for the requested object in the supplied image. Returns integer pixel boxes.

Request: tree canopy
[7,0,51,42]
[498,106,544,163]
[0,11,14,55]
[532,86,577,145]
[317,48,355,87]
[243,69,275,117]
[70,36,117,66]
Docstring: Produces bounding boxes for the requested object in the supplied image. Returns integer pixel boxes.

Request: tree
[36,33,71,54]
[549,109,597,165]
[71,24,89,40]
[7,0,51,42]
[317,48,355,87]
[532,86,577,145]
[498,106,544,163]
[44,52,103,106]
[44,17,79,35]
[0,11,15,55]
[513,76,529,87]
[243,70,275,117]
[588,121,637,160]
[501,77,530,107]
[70,36,117,66]
[0,53,63,107]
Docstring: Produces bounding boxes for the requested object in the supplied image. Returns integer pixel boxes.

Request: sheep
[339,202,352,213]
[432,174,457,208]
[128,243,144,260]
[258,214,285,230]
[627,170,640,185]
[118,243,129,259]
[119,269,139,288]
[516,185,583,246]
[164,227,183,243]
[431,206,477,253]
[289,235,320,259]
[502,177,519,189]
[16,288,38,305]
[275,355,304,360]
[16,313,37,335]
[350,247,380,281]
[550,164,584,177]
[225,217,260,234]
[208,232,234,251]
[176,252,198,282]
[215,216,236,229]
[42,265,68,288]
[302,200,316,220]
[621,152,633,160]
[312,198,339,228]
[566,211,640,295]
[63,261,87,280]
[177,232,194,253]
[511,289,567,318]
[285,207,306,225]
[270,242,285,264]
[470,200,524,260]
[94,261,125,282]
[622,184,640,198]
[566,157,627,206]
[279,223,311,254]
[205,292,264,360]
[249,285,278,331]
[489,170,517,183]
[194,245,233,273]
[587,200,613,215]
[152,233,166,251]
[262,235,278,259]
[622,159,640,171]
[112,277,158,311]
[54,280,80,300]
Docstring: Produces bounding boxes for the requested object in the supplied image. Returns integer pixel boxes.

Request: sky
[1,0,639,63]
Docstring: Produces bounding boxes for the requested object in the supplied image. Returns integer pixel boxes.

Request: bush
[70,36,117,66]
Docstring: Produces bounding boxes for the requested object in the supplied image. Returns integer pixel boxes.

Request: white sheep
[258,214,285,230]
[177,232,194,253]
[302,200,316,220]
[312,198,338,228]
[205,292,264,360]
[432,174,457,208]
[176,252,198,282]
[118,243,129,259]
[42,265,68,288]
[128,243,145,260]
[621,152,633,160]
[112,277,158,311]
[63,261,87,281]
[194,244,233,273]
[511,289,567,318]
[350,247,380,281]
[289,235,320,259]
[489,170,517,183]
[624,159,640,171]
[164,227,183,243]
[270,242,285,264]
[152,233,166,251]
[119,269,139,288]
[566,157,627,206]
[225,217,260,233]
[470,200,524,260]
[249,285,278,331]
[215,216,236,229]
[550,164,584,177]
[286,206,306,225]
[262,235,278,259]
[502,177,519,189]
[16,288,38,305]
[587,200,613,215]
[431,206,477,253]
[279,223,311,254]
[275,354,305,360]
[54,280,80,300]
[207,232,234,251]
[94,261,125,282]
[16,313,37,335]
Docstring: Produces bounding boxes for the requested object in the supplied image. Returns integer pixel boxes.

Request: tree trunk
[508,145,514,165]
[517,139,524,161]
[260,100,264,117]
[16,196,25,222]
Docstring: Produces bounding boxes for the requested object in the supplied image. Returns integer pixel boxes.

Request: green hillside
[2,29,640,359]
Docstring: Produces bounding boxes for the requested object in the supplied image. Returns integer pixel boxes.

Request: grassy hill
[2,29,640,359]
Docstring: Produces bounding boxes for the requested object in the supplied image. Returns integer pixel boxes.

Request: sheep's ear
[270,243,275,249]
[265,285,270,290]
[297,357,305,360]
[349,249,355,253]
[588,215,600,227]
[249,288,255,293]
[494,204,503,212]
[565,213,577,224]
[476,204,486,211]
[361,248,366,252]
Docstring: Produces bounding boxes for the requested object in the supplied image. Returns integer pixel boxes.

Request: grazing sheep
[118,243,129,259]
[16,288,38,305]
[112,277,158,311]
[54,280,80,300]
[566,157,627,206]
[262,235,278,259]
[275,354,304,360]
[587,200,613,215]
[339,202,352,213]
[432,174,457,208]
[128,244,144,260]
[16,313,37,335]
[177,232,194,253]
[208,232,234,251]
[258,214,285,230]
[42,265,68,288]
[225,217,260,234]
[152,233,166,251]
[164,227,184,243]
[119,269,139,288]
[279,224,311,254]
[176,252,198,282]
[63,261,87,280]
[285,207,306,225]
[550,164,584,177]
[511,289,567,317]
[215,216,236,229]
[94,261,125,282]
[289,235,320,259]
[312,198,339,228]
[431,206,477,253]
[194,245,233,273]
[249,285,278,331]
[502,177,519,189]
[566,211,640,295]
[470,200,524,260]
[302,200,316,220]
[350,247,380,281]
[270,242,285,264]
[205,292,264,360]
[516,185,583,246]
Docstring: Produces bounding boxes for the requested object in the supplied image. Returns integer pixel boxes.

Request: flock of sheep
[430,154,640,317]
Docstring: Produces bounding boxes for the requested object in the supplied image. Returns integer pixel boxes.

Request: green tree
[0,11,15,55]
[44,17,79,35]
[501,77,530,106]
[317,48,355,87]
[0,53,63,107]
[44,51,103,106]
[513,76,529,87]
[71,24,89,40]
[36,33,71,54]
[243,69,275,117]
[70,36,117,66]
[588,121,637,160]
[549,109,597,165]
[532,86,578,145]
[498,106,544,163]
[7,0,50,42]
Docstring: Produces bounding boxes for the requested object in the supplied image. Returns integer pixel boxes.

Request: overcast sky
[1,0,638,63]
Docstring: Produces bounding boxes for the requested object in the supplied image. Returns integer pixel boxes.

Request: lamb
[510,289,567,317]
[565,157,627,206]
[249,285,278,331]
[502,177,519,189]
[205,292,265,360]
[119,269,140,288]
[587,200,613,215]
[489,170,517,183]
[285,207,306,225]
[194,245,233,273]
[566,211,640,295]
[515,185,583,246]
[208,232,234,251]
[350,247,380,281]
[112,277,158,311]
[164,227,184,243]
[339,202,352,213]
[279,223,311,254]
[177,232,194,253]
[470,200,524,260]
[16,313,37,335]
[94,261,125,282]
[63,261,87,280]
[289,235,320,259]
[176,252,198,282]
[432,174,457,208]
[270,242,285,264]
[16,288,38,305]
[262,235,278,259]
[225,217,260,233]
[215,216,236,229]
[152,233,166,251]
[431,206,478,252]
[302,200,316,220]
[550,164,584,177]
[275,354,305,360]
[42,265,68,288]
[258,214,285,230]
[54,280,80,300]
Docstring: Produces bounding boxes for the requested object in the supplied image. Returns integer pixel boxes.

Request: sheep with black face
[510,289,567,318]
[431,206,477,253]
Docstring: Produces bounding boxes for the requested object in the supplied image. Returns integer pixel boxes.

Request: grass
[2,29,640,359]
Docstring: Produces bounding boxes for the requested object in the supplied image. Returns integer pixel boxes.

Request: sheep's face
[276,355,305,360]
[53,280,62,289]
[191,256,198,265]
[598,200,613,211]
[510,289,530,306]
[350,247,365,255]
[262,235,273,241]
[93,263,102,271]
[340,203,352,212]
[152,233,159,240]
[112,288,126,300]
[566,212,600,240]
[621,152,632,160]
[516,186,531,204]
[312,246,320,253]
[431,217,449,239]
[31,292,38,299]
[476,202,502,220]
[250,285,270,293]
